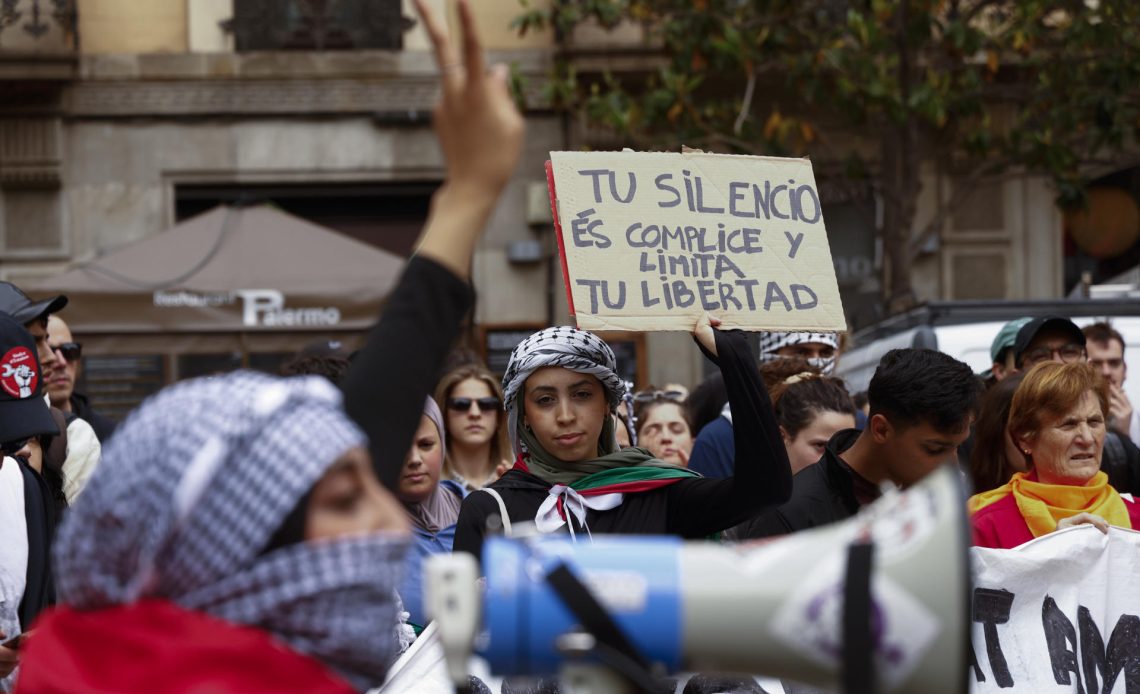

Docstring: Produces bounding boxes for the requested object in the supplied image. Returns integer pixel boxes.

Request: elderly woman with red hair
[970,361,1140,549]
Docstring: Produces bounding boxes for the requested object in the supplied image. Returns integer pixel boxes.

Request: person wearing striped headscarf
[452,315,792,564]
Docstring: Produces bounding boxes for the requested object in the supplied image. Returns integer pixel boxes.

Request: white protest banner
[547,150,846,332]
[969,526,1140,693]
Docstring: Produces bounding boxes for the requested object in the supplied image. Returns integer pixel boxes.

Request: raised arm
[666,317,792,536]
[342,0,524,490]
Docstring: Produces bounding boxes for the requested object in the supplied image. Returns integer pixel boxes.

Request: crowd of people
[0,1,1137,691]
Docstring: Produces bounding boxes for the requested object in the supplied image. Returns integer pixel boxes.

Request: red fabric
[971,491,1140,550]
[15,600,355,694]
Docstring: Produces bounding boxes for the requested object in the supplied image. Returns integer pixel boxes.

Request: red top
[15,600,355,694]
[971,491,1140,549]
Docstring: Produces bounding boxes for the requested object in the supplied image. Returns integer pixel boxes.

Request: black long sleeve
[664,329,792,536]
[342,256,473,491]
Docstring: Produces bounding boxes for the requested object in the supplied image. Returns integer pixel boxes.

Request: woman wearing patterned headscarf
[453,315,792,563]
[15,373,410,693]
[396,397,466,632]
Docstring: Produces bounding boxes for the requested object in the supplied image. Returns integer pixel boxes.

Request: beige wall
[79,0,187,54]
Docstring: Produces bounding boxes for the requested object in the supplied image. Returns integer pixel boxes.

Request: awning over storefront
[29,204,405,335]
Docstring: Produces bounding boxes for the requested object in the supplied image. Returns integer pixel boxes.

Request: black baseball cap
[0,281,67,326]
[1012,316,1086,366]
[0,313,60,444]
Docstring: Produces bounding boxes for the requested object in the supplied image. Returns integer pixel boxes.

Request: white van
[835,299,1140,408]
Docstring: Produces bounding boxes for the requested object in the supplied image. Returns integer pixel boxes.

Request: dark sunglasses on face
[52,342,82,362]
[633,389,685,403]
[1,438,30,457]
[447,396,502,413]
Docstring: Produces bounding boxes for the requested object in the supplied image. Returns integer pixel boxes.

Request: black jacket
[69,392,117,443]
[736,428,871,540]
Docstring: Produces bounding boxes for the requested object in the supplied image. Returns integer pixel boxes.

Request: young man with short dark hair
[1083,321,1138,442]
[738,348,980,538]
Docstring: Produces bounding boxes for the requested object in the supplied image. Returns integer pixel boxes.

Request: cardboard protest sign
[547,150,846,332]
[969,526,1140,693]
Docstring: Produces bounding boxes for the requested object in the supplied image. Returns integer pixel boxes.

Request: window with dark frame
[229,0,412,51]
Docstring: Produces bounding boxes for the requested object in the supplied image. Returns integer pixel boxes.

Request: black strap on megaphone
[842,541,876,694]
[544,562,669,693]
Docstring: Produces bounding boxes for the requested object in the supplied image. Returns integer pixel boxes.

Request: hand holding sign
[547,150,846,333]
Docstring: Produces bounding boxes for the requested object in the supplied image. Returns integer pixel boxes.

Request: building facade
[0,0,1074,399]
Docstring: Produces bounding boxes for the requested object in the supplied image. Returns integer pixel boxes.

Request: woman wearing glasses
[453,316,792,563]
[633,389,694,466]
[434,364,511,491]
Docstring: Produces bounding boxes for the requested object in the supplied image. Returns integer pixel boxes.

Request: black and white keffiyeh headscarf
[502,327,628,457]
[52,372,409,691]
[759,330,840,375]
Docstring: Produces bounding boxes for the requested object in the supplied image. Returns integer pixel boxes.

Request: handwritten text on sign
[549,150,846,332]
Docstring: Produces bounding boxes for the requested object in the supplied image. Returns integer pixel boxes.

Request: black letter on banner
[1043,596,1086,692]
[972,588,1015,688]
[1078,606,1140,694]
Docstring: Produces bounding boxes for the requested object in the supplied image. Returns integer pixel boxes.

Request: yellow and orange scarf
[968,470,1132,538]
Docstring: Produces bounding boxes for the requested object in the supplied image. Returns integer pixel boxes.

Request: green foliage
[516,0,1140,302]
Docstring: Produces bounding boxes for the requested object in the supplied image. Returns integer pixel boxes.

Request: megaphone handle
[545,563,668,693]
[842,542,875,694]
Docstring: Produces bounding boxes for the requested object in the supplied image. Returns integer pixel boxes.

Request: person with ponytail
[769,372,857,475]
[453,315,792,563]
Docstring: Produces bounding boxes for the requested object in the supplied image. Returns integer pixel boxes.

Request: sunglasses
[52,341,82,362]
[447,396,502,413]
[633,389,685,403]
[1,438,30,457]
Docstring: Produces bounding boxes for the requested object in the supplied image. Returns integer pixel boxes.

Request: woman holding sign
[969,362,1140,549]
[453,317,792,562]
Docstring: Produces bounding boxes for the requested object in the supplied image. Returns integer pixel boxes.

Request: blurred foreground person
[16,373,410,693]
[16,0,525,690]
[970,362,1140,549]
